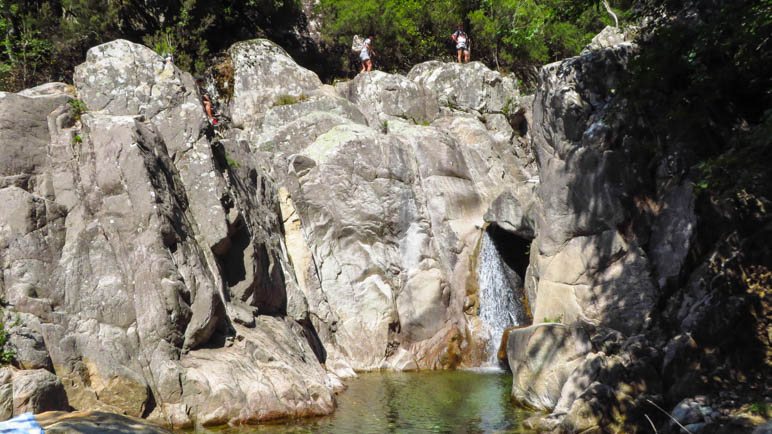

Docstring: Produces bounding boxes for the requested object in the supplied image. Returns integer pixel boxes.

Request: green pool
[207,369,532,433]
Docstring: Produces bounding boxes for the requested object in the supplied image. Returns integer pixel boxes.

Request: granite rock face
[218,44,535,371]
[529,41,657,335]
[1,28,753,433]
[227,39,323,133]
[1,39,334,427]
[408,61,517,115]
[335,71,440,128]
[506,324,592,411]
[505,32,663,427]
[0,37,536,425]
[509,23,764,434]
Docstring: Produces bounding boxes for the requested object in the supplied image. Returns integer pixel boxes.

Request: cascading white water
[476,231,523,365]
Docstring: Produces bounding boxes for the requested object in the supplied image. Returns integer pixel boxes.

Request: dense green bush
[317,0,466,72]
[0,0,312,91]
[623,0,771,198]
[0,0,631,90]
[317,0,629,77]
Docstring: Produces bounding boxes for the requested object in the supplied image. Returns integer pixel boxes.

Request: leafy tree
[0,0,633,90]
[468,0,621,76]
[317,0,466,73]
[624,0,771,185]
[0,0,314,91]
[317,0,627,79]
[0,0,55,90]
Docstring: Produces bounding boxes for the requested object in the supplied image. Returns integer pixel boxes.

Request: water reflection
[205,370,531,433]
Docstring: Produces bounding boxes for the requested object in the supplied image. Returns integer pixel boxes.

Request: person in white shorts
[451,24,471,63]
[360,35,374,73]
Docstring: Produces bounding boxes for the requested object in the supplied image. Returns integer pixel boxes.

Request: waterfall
[476,231,523,365]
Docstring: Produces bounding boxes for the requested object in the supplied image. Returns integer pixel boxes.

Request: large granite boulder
[528,41,657,335]
[0,368,68,417]
[4,312,53,371]
[284,123,444,368]
[408,61,517,114]
[506,324,592,411]
[336,71,440,127]
[228,39,322,131]
[0,91,71,192]
[216,36,536,372]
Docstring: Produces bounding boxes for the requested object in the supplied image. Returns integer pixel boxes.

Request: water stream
[476,231,524,365]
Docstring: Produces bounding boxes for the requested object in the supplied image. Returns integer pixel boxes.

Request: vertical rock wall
[218,39,536,372]
[1,40,335,427]
[529,42,657,334]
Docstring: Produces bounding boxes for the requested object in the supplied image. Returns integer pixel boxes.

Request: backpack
[351,35,365,53]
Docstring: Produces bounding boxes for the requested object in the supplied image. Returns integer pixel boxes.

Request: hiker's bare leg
[457,49,462,63]
[464,50,471,63]
[366,59,373,72]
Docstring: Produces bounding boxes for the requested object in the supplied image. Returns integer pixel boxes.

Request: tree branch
[603,0,619,28]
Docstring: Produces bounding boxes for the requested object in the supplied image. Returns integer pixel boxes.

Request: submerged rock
[38,411,171,433]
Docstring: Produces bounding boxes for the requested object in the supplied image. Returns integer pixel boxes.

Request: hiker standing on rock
[360,35,375,73]
[451,24,471,63]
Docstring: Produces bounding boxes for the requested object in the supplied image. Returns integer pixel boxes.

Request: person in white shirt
[360,35,375,73]
[451,24,471,63]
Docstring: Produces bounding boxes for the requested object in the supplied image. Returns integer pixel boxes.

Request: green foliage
[0,0,632,90]
[0,319,14,365]
[501,97,515,116]
[0,0,310,91]
[71,134,82,144]
[273,93,308,106]
[225,155,239,169]
[318,0,465,72]
[542,314,563,324]
[624,0,771,198]
[318,0,628,77]
[468,0,623,74]
[68,98,87,121]
[0,0,55,90]
[748,402,769,417]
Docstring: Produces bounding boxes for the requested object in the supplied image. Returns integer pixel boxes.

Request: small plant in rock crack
[748,402,769,417]
[225,155,240,169]
[68,99,88,122]
[502,97,517,116]
[0,320,15,365]
[542,314,563,324]
[274,94,308,106]
[72,134,83,145]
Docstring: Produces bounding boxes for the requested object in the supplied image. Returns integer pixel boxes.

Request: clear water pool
[205,369,532,433]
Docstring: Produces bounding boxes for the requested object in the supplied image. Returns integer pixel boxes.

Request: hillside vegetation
[0,0,628,91]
